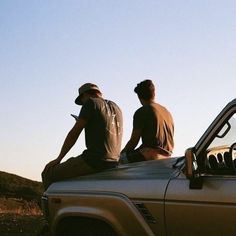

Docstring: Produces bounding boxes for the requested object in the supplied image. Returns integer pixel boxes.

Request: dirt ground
[0,213,50,236]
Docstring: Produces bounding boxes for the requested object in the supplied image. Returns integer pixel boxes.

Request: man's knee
[41,167,54,190]
[41,167,50,182]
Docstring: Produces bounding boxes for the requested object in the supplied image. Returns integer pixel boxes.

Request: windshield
[204,112,236,175]
[208,114,236,150]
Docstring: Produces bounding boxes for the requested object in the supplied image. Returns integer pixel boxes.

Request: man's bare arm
[122,129,141,153]
[44,118,87,170]
[57,118,86,160]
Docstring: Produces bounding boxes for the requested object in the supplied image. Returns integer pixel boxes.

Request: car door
[165,173,236,236]
[164,107,236,236]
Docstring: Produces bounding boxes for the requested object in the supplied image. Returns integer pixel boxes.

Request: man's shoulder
[151,102,169,112]
[134,106,146,117]
[153,103,173,121]
[86,97,104,107]
[90,98,122,113]
[136,104,152,113]
[90,97,114,105]
[135,103,171,115]
[104,99,122,110]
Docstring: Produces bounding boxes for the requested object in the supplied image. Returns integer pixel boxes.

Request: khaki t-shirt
[133,102,174,154]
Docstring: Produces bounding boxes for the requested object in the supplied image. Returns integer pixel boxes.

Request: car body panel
[165,174,236,236]
[47,158,178,200]
[49,192,156,236]
[44,158,179,235]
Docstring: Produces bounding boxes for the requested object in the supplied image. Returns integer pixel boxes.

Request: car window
[209,114,236,149]
[206,113,236,175]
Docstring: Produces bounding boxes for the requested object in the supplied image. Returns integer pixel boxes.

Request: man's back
[79,97,123,166]
[134,102,174,153]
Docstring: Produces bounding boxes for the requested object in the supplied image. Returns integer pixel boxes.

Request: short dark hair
[134,80,155,100]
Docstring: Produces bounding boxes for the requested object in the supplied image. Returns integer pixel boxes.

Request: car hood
[46,157,182,200]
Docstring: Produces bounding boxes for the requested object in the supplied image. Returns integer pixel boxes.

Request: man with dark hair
[42,83,123,189]
[120,80,174,163]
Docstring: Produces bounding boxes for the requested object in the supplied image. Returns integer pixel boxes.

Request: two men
[42,80,174,189]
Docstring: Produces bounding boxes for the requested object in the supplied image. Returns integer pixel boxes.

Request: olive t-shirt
[78,97,123,169]
[133,103,174,154]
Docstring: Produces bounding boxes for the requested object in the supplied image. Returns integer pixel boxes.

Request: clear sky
[1,0,236,181]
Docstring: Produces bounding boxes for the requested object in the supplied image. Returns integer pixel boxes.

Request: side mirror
[185,148,203,189]
[185,148,196,178]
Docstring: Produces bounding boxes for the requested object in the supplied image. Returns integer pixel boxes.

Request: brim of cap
[75,88,101,105]
[75,95,83,105]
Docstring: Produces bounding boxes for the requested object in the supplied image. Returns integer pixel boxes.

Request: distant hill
[0,171,43,201]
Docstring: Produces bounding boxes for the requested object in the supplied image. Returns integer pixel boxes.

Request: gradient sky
[1,0,236,181]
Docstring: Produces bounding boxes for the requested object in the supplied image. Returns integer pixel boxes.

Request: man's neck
[140,98,155,106]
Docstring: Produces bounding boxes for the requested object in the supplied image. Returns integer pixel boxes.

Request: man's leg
[41,155,95,190]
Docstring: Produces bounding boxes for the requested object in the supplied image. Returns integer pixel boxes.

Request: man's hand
[44,158,61,172]
[119,152,129,164]
[122,129,141,153]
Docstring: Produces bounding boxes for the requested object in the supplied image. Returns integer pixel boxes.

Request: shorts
[41,155,96,190]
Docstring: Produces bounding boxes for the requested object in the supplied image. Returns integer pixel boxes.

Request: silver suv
[42,99,236,236]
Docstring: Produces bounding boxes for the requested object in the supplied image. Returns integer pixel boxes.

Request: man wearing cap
[42,83,123,189]
[120,79,174,163]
